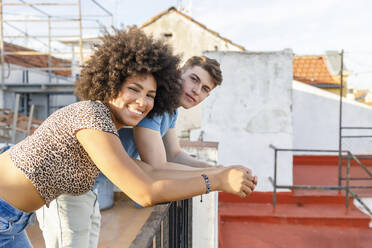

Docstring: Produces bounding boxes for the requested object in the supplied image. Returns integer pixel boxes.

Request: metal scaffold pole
[48,16,52,83]
[0,0,113,123]
[78,0,84,64]
[0,0,4,88]
[338,49,344,187]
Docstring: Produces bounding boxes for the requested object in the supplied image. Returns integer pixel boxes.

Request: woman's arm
[77,129,256,207]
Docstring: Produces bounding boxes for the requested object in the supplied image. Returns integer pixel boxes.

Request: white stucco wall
[197,50,294,191]
[293,80,372,155]
[141,11,244,137]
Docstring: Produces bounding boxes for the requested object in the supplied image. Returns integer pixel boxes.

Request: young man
[119,56,222,170]
[36,56,257,247]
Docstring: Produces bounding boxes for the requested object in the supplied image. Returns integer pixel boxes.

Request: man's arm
[133,126,213,169]
[163,128,213,168]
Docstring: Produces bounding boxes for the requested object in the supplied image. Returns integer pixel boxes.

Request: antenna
[177,0,192,14]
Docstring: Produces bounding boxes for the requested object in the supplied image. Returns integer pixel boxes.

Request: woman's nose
[136,97,145,106]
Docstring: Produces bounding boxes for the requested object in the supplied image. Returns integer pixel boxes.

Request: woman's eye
[191,76,197,82]
[147,94,155,99]
[202,87,210,93]
[128,87,139,92]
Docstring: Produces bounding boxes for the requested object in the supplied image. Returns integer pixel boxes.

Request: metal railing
[268,144,372,217]
[130,199,192,248]
[168,199,192,248]
[336,50,372,217]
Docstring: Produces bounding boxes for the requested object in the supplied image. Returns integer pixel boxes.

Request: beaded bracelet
[201,174,211,194]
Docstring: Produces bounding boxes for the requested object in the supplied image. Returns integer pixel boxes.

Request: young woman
[0,28,255,247]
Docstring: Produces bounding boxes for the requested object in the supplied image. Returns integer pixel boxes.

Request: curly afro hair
[74,27,181,117]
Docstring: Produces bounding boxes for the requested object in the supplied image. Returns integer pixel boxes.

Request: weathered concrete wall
[293,80,372,154]
[197,50,294,191]
[142,11,243,137]
[180,141,219,248]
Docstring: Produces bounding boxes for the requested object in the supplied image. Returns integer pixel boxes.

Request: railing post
[273,149,277,208]
[345,155,350,209]
[338,153,343,187]
[162,210,169,248]
[181,199,188,248]
[168,202,176,248]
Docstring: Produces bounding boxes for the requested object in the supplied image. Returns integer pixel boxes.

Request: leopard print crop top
[9,101,118,206]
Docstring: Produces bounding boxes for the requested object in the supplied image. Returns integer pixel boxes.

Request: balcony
[27,140,218,247]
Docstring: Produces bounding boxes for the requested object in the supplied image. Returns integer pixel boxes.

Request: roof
[354,90,372,106]
[0,108,42,136]
[140,7,245,51]
[2,42,71,77]
[293,56,340,86]
[354,90,368,101]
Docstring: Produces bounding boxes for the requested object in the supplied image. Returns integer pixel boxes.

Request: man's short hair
[182,56,222,87]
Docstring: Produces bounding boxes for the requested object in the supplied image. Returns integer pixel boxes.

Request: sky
[2,0,372,88]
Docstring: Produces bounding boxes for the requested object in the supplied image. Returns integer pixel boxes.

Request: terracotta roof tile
[0,108,42,135]
[293,56,339,85]
[2,42,71,77]
[354,90,368,101]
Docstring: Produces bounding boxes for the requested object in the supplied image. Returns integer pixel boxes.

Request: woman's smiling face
[108,73,157,129]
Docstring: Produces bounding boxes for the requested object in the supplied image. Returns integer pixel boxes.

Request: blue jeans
[0,197,35,248]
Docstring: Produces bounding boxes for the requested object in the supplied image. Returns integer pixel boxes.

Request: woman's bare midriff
[0,150,45,213]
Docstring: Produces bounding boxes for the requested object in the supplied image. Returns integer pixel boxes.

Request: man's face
[179,66,215,109]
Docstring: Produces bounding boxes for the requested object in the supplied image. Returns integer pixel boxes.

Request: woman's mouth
[128,105,144,115]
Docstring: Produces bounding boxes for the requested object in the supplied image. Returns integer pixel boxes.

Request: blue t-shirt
[118,110,178,158]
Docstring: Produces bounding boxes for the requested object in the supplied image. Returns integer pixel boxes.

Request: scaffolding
[0,0,113,143]
[0,0,113,83]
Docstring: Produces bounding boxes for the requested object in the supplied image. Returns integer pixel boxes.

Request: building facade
[141,7,245,137]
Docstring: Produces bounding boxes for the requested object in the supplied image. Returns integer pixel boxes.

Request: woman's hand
[214,165,257,197]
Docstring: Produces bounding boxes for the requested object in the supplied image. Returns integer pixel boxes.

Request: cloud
[193,0,339,27]
[189,0,372,54]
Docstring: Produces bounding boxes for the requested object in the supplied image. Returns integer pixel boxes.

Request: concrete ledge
[180,140,219,148]
[130,203,170,248]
